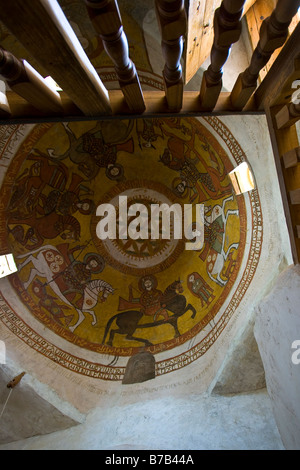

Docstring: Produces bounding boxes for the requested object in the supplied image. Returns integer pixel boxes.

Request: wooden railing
[0,0,298,122]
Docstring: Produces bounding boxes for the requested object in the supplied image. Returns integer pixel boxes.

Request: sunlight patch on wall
[229,162,255,195]
[0,254,18,278]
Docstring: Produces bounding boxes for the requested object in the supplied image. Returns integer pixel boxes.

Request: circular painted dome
[0,116,260,380]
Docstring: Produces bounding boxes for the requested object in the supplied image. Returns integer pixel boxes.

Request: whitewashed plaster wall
[0,389,284,450]
[254,265,300,450]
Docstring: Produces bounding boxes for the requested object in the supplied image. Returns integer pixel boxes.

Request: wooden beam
[0,89,263,123]
[0,47,63,114]
[0,0,111,116]
[254,24,300,110]
[184,0,220,85]
[84,0,145,114]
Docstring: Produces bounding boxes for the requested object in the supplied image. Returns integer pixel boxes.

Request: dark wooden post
[85,0,145,114]
[231,0,300,110]
[155,0,187,112]
[200,0,246,110]
[0,47,63,114]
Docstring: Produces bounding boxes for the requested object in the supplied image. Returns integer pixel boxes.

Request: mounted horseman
[102,277,196,347]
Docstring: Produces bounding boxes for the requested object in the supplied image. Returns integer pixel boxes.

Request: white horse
[17,245,114,331]
[204,195,239,287]
[72,278,114,332]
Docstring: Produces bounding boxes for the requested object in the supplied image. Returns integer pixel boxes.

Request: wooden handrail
[0,89,263,123]
[0,0,111,116]
[84,0,145,114]
[200,0,246,110]
[231,0,300,110]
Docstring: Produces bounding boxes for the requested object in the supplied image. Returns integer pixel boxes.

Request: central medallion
[91,180,185,276]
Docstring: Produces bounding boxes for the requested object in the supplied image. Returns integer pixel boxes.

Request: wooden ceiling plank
[0,0,111,116]
[184,0,207,84]
[84,0,145,114]
[184,0,222,85]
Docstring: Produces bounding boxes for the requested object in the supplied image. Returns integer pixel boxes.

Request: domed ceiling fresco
[0,116,262,382]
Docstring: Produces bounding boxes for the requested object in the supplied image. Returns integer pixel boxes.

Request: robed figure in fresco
[118,275,169,321]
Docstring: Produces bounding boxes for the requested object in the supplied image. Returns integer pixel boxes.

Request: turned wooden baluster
[0,46,63,114]
[200,0,246,111]
[231,0,300,110]
[155,0,187,112]
[85,0,145,114]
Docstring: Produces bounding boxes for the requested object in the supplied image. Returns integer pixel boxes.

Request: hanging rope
[0,372,25,422]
